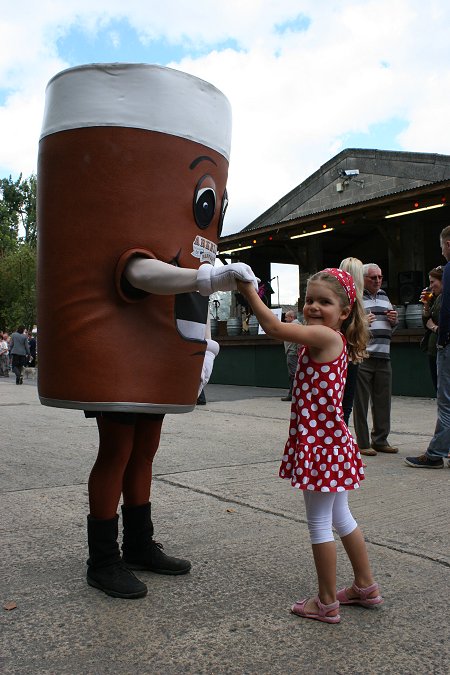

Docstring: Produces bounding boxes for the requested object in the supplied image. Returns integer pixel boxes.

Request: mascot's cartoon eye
[218,189,228,237]
[194,186,216,229]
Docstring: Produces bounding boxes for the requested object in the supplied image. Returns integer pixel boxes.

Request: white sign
[258,307,282,334]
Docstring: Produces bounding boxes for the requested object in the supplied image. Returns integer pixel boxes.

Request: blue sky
[56,20,239,65]
[54,18,407,153]
[1,1,450,301]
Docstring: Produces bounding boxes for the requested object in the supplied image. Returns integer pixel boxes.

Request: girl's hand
[236,279,255,296]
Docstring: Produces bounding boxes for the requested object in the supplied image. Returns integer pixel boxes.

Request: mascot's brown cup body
[37,64,231,413]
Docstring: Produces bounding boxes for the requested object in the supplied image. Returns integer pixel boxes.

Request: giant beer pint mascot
[37,63,257,599]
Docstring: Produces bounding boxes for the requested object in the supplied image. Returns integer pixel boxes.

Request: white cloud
[1,0,450,234]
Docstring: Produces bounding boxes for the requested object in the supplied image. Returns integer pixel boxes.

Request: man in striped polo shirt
[353,264,399,456]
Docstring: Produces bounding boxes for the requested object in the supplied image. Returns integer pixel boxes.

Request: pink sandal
[336,582,383,608]
[291,596,340,624]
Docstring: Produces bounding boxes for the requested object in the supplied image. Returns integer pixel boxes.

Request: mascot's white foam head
[41,63,231,159]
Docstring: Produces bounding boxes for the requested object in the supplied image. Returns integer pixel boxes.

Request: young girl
[238,268,383,624]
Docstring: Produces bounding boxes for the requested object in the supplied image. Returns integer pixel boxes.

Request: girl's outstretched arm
[237,281,338,352]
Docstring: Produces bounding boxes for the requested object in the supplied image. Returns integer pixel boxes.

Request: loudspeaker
[398,271,424,304]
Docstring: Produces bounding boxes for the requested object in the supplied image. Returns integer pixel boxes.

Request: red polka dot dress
[279,332,365,492]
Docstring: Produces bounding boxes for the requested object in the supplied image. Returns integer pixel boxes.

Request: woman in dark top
[421,266,443,392]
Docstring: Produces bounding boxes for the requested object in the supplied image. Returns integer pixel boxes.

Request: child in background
[238,268,383,624]
[0,333,10,377]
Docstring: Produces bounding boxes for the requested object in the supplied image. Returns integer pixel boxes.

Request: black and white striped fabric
[363,289,396,359]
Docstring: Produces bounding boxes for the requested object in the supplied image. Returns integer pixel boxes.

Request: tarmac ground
[1,374,449,674]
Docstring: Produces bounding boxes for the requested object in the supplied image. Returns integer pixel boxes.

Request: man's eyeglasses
[366,275,383,280]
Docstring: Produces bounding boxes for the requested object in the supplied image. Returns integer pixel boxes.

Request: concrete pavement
[1,375,449,674]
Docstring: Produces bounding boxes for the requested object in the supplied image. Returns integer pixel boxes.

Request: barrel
[405,304,423,328]
[227,317,242,336]
[248,315,259,335]
[210,318,219,337]
[396,305,406,328]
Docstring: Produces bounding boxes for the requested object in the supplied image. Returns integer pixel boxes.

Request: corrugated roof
[219,176,450,244]
[238,148,450,234]
[277,178,447,226]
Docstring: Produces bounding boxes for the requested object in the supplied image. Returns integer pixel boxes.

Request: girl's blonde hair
[308,271,369,363]
[339,257,364,297]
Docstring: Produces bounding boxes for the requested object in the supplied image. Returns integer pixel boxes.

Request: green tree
[0,242,37,331]
[21,174,37,246]
[0,174,37,330]
[0,174,37,253]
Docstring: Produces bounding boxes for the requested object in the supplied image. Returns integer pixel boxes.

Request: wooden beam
[376,223,401,257]
[283,242,306,268]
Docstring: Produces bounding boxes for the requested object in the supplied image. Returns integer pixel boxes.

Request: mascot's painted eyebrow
[189,156,218,170]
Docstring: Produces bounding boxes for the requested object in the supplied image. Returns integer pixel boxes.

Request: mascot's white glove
[198,339,220,395]
[196,263,259,296]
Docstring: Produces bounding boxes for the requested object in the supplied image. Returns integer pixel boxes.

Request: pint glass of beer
[37,63,231,413]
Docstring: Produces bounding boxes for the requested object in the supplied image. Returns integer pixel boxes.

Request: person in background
[196,389,207,405]
[352,264,399,456]
[420,266,443,392]
[9,326,30,385]
[406,226,450,468]
[0,333,9,377]
[339,258,365,425]
[281,310,300,401]
[6,333,12,371]
[28,330,37,368]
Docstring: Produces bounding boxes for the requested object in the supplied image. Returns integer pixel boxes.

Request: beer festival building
[212,148,450,397]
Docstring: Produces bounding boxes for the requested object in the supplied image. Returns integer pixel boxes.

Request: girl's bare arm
[237,282,339,351]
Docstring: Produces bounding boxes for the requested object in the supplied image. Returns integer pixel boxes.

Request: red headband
[323,268,356,308]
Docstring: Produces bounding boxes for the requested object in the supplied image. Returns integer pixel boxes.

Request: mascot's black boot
[86,514,148,599]
[121,502,191,575]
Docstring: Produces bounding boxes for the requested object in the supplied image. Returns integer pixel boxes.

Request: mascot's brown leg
[88,416,136,518]
[121,415,164,505]
[121,414,191,574]
[86,416,148,598]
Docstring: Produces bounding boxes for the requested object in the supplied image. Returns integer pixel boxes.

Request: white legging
[303,490,357,544]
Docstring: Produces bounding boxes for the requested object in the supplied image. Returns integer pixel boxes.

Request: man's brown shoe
[372,444,398,453]
[359,447,377,456]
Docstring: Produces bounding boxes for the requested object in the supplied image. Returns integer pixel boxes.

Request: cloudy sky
[1,0,450,301]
